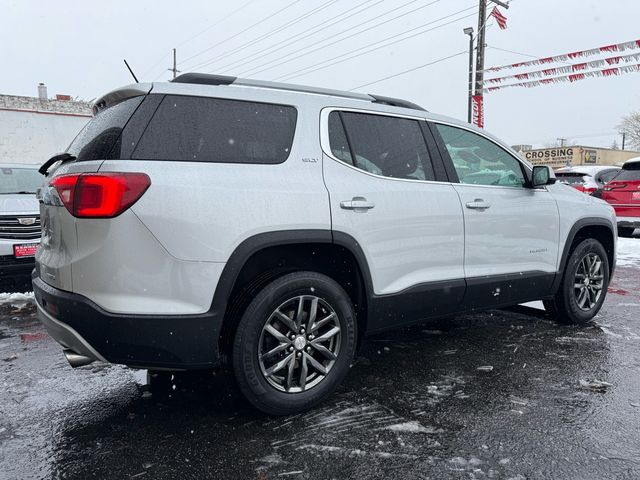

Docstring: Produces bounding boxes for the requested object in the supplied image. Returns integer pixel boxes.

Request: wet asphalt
[1,264,639,479]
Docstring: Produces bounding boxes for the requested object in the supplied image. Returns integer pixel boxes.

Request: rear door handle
[465,198,491,210]
[340,197,375,211]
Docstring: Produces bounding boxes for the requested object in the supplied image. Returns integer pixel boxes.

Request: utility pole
[168,48,180,79]
[473,0,509,127]
[622,132,626,150]
[464,27,474,124]
[557,138,567,147]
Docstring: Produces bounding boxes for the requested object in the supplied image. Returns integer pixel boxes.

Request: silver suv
[34,73,617,414]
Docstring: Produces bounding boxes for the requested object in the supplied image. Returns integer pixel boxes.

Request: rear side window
[333,111,435,181]
[67,96,144,161]
[613,163,640,181]
[132,95,297,164]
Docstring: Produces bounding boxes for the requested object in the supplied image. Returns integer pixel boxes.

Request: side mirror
[532,165,556,188]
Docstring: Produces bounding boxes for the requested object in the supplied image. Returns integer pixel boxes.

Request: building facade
[518,145,640,169]
[0,84,91,165]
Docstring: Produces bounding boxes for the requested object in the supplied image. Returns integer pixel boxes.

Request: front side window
[133,95,297,164]
[329,111,435,181]
[435,124,526,188]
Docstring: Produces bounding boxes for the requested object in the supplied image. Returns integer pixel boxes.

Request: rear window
[612,163,640,181]
[132,95,297,164]
[555,172,587,185]
[67,96,144,161]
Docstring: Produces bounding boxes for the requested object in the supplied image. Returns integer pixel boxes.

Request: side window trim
[321,107,442,184]
[419,121,452,183]
[428,120,532,188]
[338,112,357,167]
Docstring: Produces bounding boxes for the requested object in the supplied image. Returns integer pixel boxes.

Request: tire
[544,238,609,325]
[232,271,357,415]
[618,227,635,238]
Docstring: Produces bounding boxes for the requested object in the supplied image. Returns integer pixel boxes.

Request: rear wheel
[232,271,356,415]
[544,238,609,325]
[618,227,635,238]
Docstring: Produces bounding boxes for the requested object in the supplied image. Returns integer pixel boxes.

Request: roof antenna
[123,59,139,83]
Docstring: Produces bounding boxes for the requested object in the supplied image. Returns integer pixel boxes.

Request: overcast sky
[2,0,639,148]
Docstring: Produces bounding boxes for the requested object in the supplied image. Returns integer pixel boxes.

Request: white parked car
[0,163,41,291]
[34,74,617,414]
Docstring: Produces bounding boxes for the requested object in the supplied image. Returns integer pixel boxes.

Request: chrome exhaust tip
[63,349,95,368]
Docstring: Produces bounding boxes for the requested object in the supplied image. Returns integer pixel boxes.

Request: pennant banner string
[484,52,640,84]
[484,39,640,73]
[482,64,640,93]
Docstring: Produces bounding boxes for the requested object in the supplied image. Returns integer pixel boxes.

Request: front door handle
[465,198,491,210]
[340,196,375,211]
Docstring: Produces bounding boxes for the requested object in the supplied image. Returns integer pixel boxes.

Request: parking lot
[1,236,639,480]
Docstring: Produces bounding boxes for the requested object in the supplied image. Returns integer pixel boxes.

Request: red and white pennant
[485,52,640,84]
[482,64,640,93]
[485,39,640,73]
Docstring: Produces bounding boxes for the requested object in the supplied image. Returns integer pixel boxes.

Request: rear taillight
[50,173,151,218]
[583,187,597,195]
[604,183,627,191]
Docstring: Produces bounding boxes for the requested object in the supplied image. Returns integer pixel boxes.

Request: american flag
[490,6,507,30]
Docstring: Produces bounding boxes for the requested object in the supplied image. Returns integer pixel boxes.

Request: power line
[180,0,304,67]
[349,50,467,90]
[139,0,256,80]
[275,9,477,82]
[237,0,445,77]
[204,0,384,74]
[186,0,341,72]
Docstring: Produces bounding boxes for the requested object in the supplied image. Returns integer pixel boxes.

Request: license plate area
[14,243,39,258]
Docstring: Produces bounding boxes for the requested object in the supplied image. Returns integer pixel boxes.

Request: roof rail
[170,73,426,111]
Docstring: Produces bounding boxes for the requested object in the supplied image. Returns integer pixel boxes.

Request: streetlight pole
[464,27,474,124]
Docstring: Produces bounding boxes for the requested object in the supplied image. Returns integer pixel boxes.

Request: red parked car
[601,158,640,237]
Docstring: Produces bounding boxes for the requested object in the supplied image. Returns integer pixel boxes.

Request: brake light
[50,173,151,218]
[583,187,597,195]
[604,183,627,191]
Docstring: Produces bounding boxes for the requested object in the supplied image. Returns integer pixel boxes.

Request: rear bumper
[32,274,221,369]
[616,216,640,229]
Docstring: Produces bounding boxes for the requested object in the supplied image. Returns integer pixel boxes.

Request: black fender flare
[209,229,374,326]
[551,217,616,293]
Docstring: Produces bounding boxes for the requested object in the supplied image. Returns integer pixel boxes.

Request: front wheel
[544,238,610,325]
[232,272,357,415]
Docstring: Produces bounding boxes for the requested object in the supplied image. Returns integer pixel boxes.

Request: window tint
[612,166,640,181]
[133,95,297,164]
[68,96,143,161]
[598,169,619,184]
[335,112,434,181]
[328,112,353,164]
[435,124,526,188]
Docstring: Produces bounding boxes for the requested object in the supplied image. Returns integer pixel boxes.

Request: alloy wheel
[574,252,605,311]
[257,295,341,393]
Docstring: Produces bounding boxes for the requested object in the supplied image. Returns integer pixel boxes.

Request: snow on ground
[0,292,35,308]
[617,237,640,267]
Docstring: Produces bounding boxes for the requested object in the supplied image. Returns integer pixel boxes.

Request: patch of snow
[385,421,436,434]
[520,300,545,310]
[0,292,34,305]
[617,237,640,267]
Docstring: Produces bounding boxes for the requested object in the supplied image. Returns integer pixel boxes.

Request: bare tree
[618,111,640,150]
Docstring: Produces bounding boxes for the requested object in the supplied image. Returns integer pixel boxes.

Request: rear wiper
[39,152,76,176]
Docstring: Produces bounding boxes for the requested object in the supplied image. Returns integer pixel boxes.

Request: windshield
[0,167,42,194]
